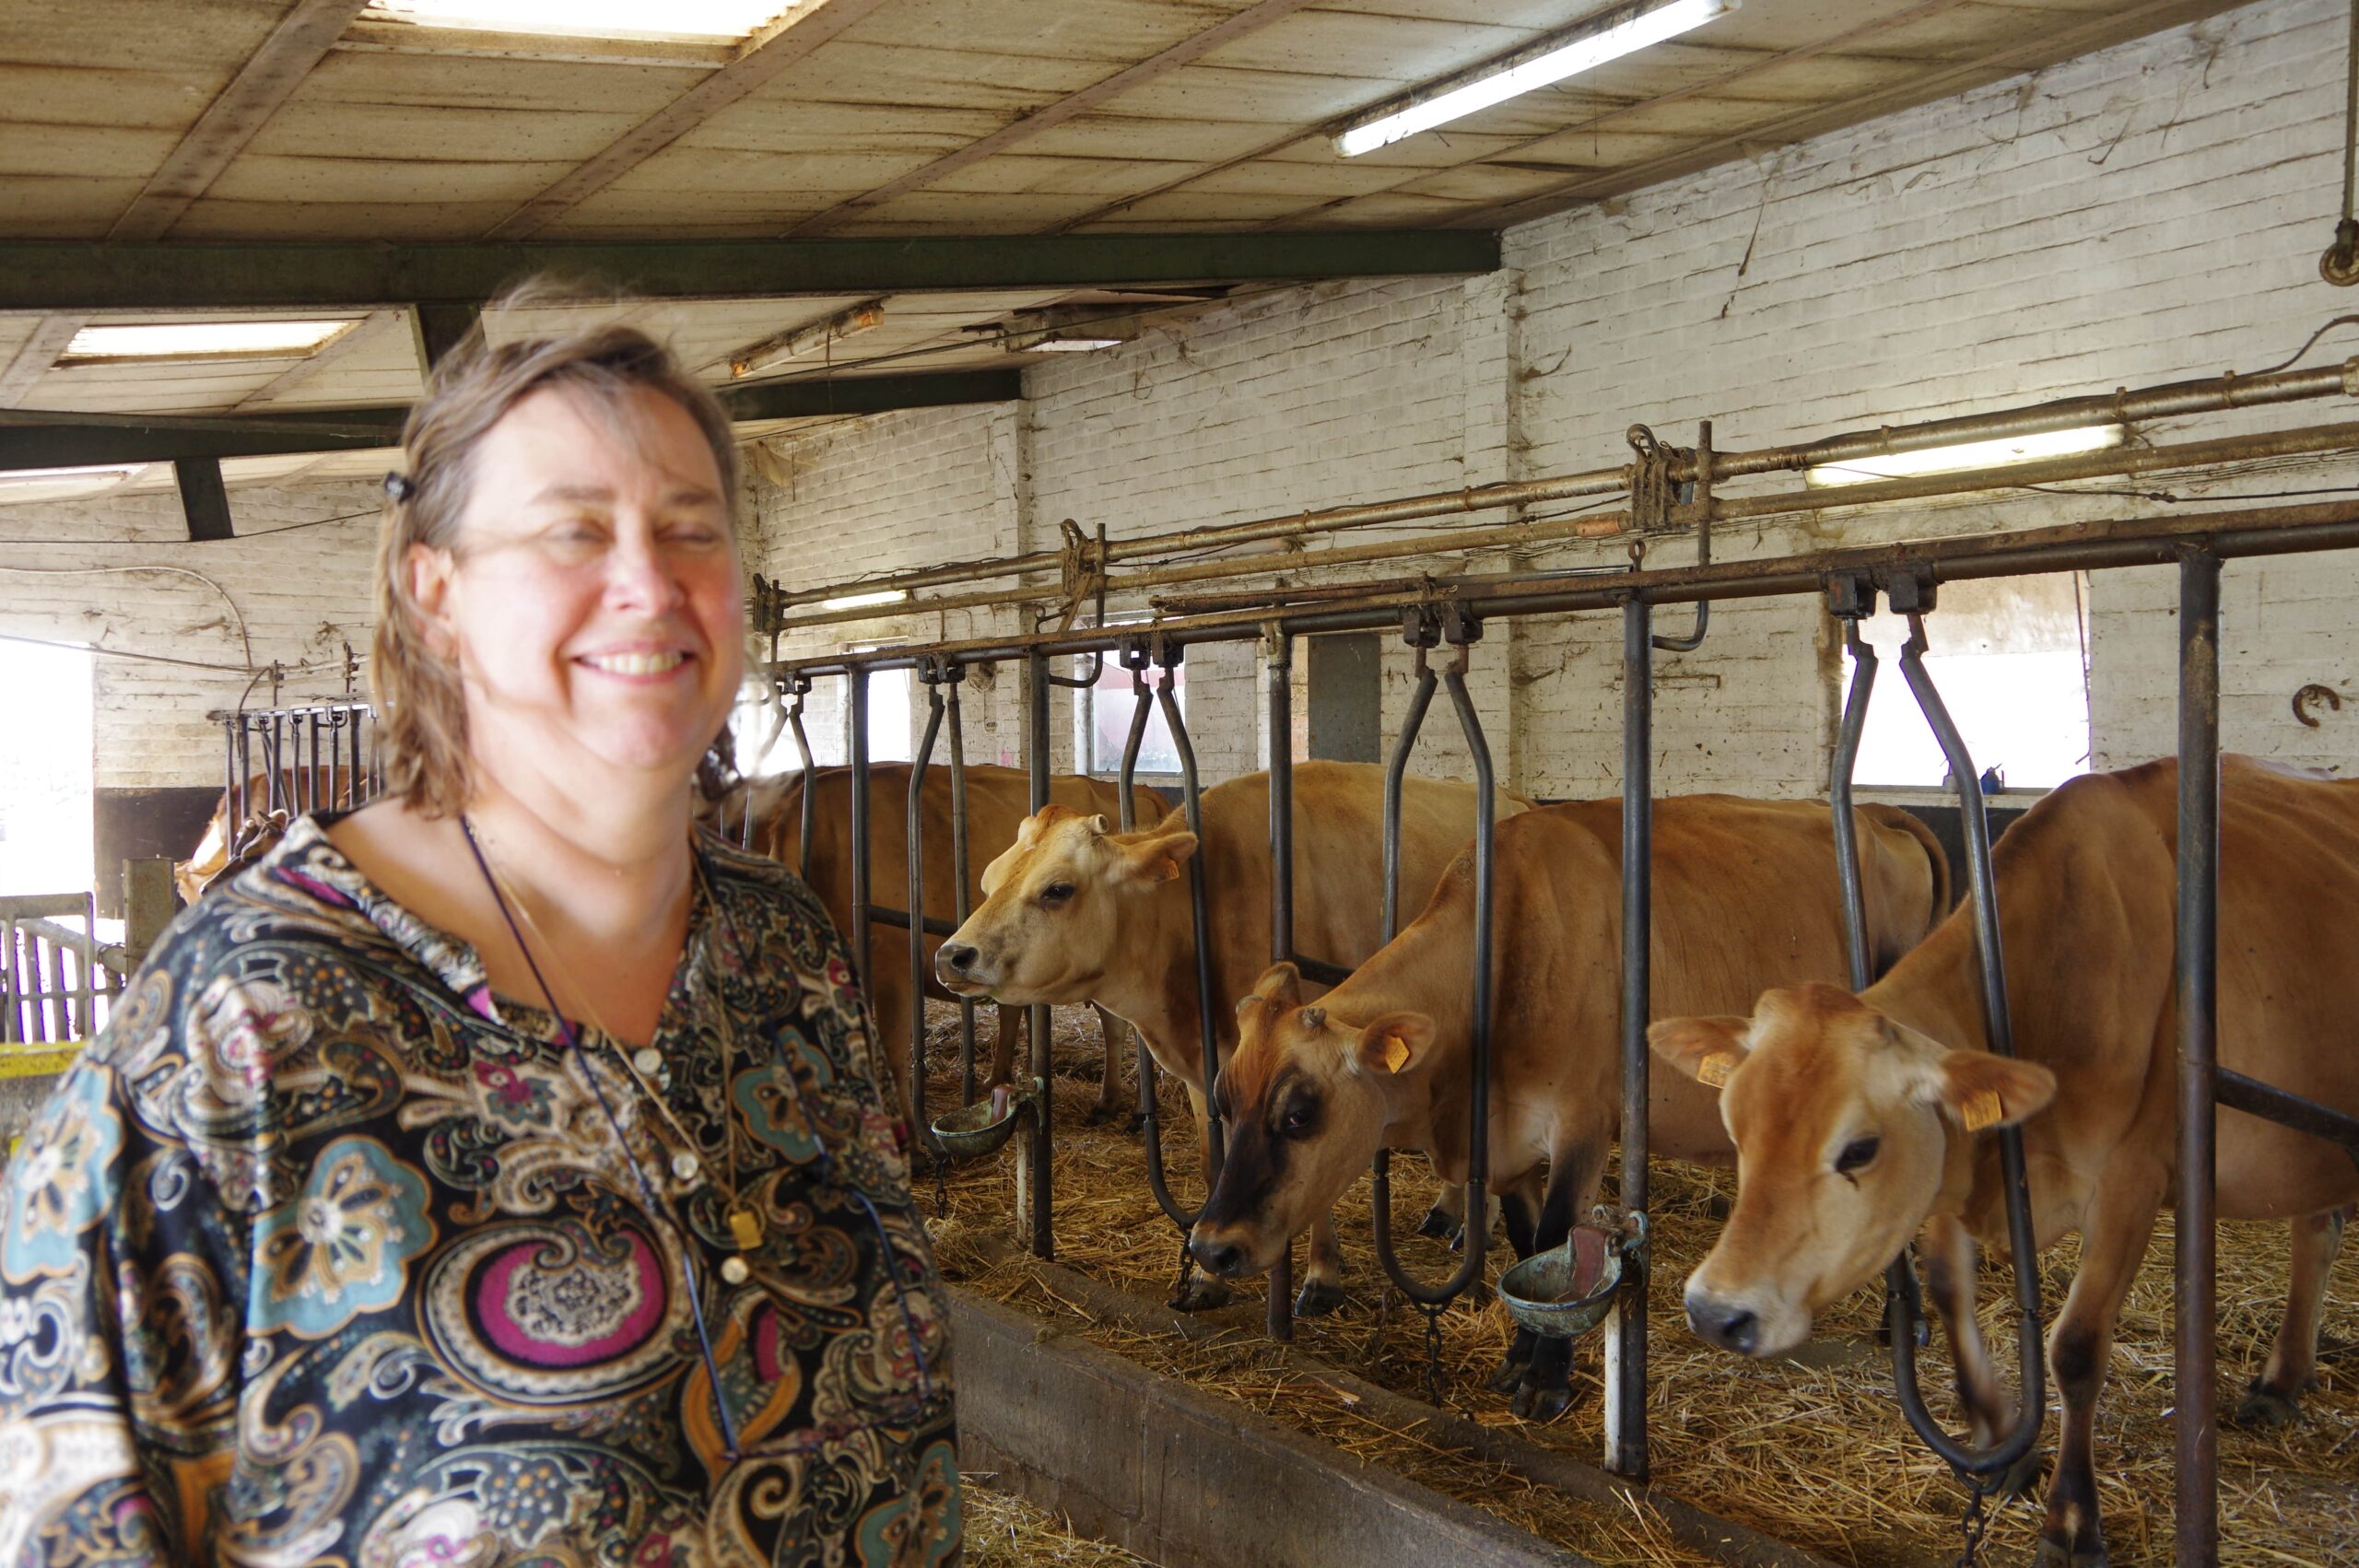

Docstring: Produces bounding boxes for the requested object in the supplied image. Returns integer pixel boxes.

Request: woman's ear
[406,543,459,658]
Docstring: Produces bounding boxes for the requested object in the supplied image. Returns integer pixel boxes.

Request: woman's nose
[604,532,689,612]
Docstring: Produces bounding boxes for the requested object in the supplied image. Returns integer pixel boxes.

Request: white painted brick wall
[0,480,382,792]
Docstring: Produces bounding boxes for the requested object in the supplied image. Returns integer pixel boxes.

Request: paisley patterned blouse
[0,815,960,1567]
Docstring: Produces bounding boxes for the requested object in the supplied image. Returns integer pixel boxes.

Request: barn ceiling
[0,0,2253,491]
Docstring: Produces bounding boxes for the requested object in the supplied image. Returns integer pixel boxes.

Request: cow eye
[1039,882,1075,906]
[1278,1099,1318,1137]
[1835,1135,1881,1175]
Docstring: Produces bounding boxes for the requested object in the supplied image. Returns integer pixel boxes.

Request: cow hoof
[1510,1376,1577,1423]
[2034,1536,2107,1568]
[2231,1384,2303,1429]
[1125,1109,1147,1136]
[1995,1446,2045,1502]
[1081,1101,1124,1128]
[1415,1205,1461,1243]
[1294,1280,1347,1317]
[1485,1357,1532,1395]
[1169,1278,1233,1313]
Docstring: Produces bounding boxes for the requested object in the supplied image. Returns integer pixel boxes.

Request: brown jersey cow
[933,760,1534,1314]
[1189,796,1945,1416]
[175,766,360,905]
[1651,756,2359,1568]
[745,764,1164,1136]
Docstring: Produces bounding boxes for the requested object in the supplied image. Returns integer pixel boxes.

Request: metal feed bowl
[1497,1213,1642,1340]
[929,1079,1039,1160]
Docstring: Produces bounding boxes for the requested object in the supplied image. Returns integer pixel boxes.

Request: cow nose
[1685,1294,1761,1356]
[937,942,978,977]
[1188,1235,1246,1279]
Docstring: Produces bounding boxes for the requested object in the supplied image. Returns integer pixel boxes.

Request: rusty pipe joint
[2324,218,2359,287]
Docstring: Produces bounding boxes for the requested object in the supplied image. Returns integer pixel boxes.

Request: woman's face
[411,383,746,797]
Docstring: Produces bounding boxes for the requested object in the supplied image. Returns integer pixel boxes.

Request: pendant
[727,1205,764,1251]
[721,1255,751,1285]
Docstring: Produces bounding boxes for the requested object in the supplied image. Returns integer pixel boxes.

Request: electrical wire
[0,628,353,678]
[0,506,381,546]
[0,562,254,667]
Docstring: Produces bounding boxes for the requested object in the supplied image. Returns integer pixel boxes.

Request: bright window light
[1805,425,2124,487]
[61,321,357,363]
[820,588,910,611]
[0,464,142,497]
[1027,338,1125,353]
[366,0,799,43]
[1336,0,1738,158]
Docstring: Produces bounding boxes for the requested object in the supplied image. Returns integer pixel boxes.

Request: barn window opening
[0,639,94,898]
[60,321,358,364]
[1079,649,1185,778]
[1845,573,2091,791]
[1805,425,2122,487]
[364,0,800,44]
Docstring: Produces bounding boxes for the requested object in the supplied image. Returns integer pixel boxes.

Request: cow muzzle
[1185,1225,1258,1281]
[933,942,989,993]
[1683,1279,1790,1358]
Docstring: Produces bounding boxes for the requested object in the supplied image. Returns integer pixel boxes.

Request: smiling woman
[0,297,961,1566]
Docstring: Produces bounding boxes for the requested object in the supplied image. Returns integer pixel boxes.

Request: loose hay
[959,1480,1156,1566]
[919,1004,2359,1568]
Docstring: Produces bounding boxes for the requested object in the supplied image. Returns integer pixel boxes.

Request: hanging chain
[1172,1232,1200,1304]
[1951,1473,2001,1568]
[1419,1303,1449,1408]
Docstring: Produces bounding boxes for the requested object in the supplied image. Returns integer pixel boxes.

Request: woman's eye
[1835,1135,1880,1176]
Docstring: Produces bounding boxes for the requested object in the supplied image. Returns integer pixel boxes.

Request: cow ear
[1928,1048,2057,1132]
[1110,821,1197,886]
[1087,813,1110,836]
[979,837,1024,896]
[1649,1015,1752,1090]
[1249,962,1301,1006]
[1352,1012,1433,1076]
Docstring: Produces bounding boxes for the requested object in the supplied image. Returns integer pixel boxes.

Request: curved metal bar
[1155,649,1226,1187]
[1828,618,1879,995]
[1367,640,1438,1281]
[784,674,817,881]
[1114,644,1198,1231]
[1652,420,1713,654]
[1369,634,1494,1307]
[1878,610,2047,1479]
[943,666,979,1107]
[907,665,947,1157]
[848,670,874,995]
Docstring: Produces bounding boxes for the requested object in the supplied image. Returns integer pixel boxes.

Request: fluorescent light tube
[820,589,910,611]
[1805,426,2125,487]
[0,464,143,497]
[62,321,356,362]
[1027,338,1124,353]
[366,0,799,43]
[1337,0,1738,158]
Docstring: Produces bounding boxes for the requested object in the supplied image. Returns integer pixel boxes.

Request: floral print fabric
[0,815,959,1567]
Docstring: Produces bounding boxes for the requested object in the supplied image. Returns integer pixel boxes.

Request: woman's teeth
[582,650,686,675]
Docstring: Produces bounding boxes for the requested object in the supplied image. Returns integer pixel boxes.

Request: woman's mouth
[579,649,688,676]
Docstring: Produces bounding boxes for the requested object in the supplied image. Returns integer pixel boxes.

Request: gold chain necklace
[473,830,768,1284]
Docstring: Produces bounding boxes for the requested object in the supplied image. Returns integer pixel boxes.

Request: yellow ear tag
[1381,1035,1412,1073]
[1697,1053,1736,1089]
[1960,1088,2004,1132]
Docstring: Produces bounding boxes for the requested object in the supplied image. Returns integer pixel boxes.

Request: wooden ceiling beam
[108,0,371,241]
[0,369,1024,471]
[0,232,1498,313]
[484,0,897,241]
[787,0,1323,238]
[235,309,405,409]
[0,316,88,410]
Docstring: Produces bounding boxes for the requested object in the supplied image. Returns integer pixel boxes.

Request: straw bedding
[918,1006,2359,1568]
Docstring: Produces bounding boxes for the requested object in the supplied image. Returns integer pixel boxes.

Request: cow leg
[1170,1079,1231,1313]
[1418,1177,1465,1242]
[1920,1213,2019,1448]
[869,983,920,1140]
[1082,1006,1131,1127]
[2036,1163,2163,1568]
[985,1004,1023,1087]
[1295,1209,1347,1316]
[2235,1202,2352,1428]
[1513,1143,1604,1423]
[1487,1184,1543,1394]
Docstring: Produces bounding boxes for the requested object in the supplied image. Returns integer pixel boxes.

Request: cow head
[1187,963,1434,1281]
[1650,982,2056,1358]
[933,803,1198,1006]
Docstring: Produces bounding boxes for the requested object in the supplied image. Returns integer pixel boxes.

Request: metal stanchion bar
[1157,650,1226,1186]
[867,907,957,937]
[1266,630,1297,1342]
[848,670,873,993]
[1608,597,1652,1480]
[1026,652,1054,1260]
[945,668,979,1107]
[1884,608,2048,1478]
[2214,1069,2359,1166]
[908,671,946,1157]
[2175,547,2222,1568]
[784,679,817,882]
[1116,644,1200,1229]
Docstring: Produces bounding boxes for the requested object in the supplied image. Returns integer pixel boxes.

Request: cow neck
[1121,873,1212,1085]
[1865,918,2016,1233]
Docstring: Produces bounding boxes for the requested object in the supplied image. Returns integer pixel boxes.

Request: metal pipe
[786,683,817,882]
[2175,547,2223,1568]
[1652,420,1712,653]
[1368,630,1439,1292]
[1159,657,1227,1187]
[848,670,873,994]
[764,360,2358,617]
[1886,616,2048,1479]
[768,497,2359,673]
[907,673,945,1157]
[945,670,979,1107]
[1116,647,1192,1223]
[1266,629,1297,1342]
[1026,652,1055,1260]
[2215,1068,2359,1171]
[1610,597,1652,1480]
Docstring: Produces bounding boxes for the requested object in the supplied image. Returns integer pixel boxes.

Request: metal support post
[907,661,947,1157]
[2175,547,2222,1568]
[1608,596,1652,1480]
[944,666,979,1106]
[1026,652,1055,1259]
[1265,626,1297,1342]
[848,669,874,994]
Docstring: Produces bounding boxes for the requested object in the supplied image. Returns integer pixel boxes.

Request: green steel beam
[0,369,1021,470]
[0,232,1500,313]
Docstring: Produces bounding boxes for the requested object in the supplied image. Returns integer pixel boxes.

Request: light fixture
[819,588,910,611]
[1805,426,2125,487]
[1337,0,1739,158]
[729,298,886,380]
[60,321,358,364]
[0,464,144,499]
[365,0,799,43]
